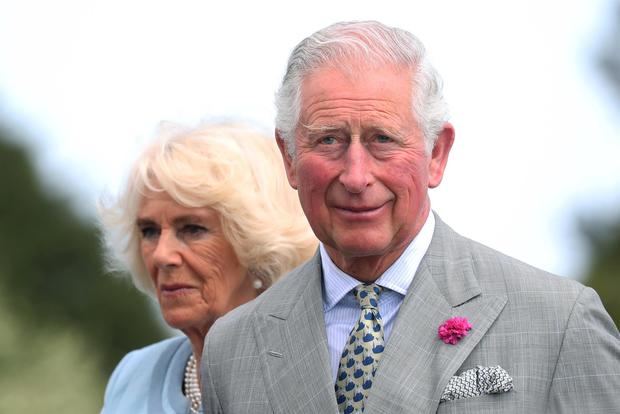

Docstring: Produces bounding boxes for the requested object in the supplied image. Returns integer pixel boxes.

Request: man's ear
[275,130,298,189]
[428,122,455,188]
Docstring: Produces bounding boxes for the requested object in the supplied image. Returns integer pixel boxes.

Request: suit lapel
[253,253,339,414]
[365,216,507,414]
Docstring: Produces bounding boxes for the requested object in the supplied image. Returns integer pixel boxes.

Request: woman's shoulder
[109,336,189,379]
[119,336,189,364]
[101,336,190,413]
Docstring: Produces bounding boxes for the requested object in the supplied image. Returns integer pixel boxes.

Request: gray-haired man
[201,20,619,414]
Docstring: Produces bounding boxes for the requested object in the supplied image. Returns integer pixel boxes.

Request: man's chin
[324,236,394,260]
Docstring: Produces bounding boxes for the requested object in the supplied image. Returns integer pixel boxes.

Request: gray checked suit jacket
[201,216,620,413]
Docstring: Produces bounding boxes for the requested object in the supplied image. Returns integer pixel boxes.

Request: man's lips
[332,201,390,219]
[333,199,391,212]
[335,205,382,212]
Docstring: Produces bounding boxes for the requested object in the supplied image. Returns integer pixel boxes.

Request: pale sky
[1,0,619,279]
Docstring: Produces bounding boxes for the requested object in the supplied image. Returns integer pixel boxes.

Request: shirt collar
[321,212,435,311]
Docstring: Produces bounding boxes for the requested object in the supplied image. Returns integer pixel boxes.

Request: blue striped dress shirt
[321,213,435,381]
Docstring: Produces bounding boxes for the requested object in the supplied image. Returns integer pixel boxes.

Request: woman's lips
[160,284,197,297]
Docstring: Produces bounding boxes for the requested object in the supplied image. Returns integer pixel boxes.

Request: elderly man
[201,21,619,413]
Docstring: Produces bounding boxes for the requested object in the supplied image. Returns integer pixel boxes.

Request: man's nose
[152,231,183,269]
[338,142,372,194]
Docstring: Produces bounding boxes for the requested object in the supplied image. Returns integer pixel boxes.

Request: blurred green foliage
[0,288,103,412]
[583,4,620,328]
[0,124,166,411]
[581,219,620,327]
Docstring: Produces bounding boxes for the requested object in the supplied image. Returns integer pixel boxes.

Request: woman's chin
[161,307,211,333]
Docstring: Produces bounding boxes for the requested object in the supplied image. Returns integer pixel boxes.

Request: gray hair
[275,20,449,155]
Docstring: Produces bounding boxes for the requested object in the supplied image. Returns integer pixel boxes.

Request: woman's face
[137,191,257,334]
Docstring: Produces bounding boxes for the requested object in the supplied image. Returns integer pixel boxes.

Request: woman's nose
[152,231,183,269]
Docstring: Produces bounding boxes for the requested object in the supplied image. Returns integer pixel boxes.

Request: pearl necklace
[184,355,203,414]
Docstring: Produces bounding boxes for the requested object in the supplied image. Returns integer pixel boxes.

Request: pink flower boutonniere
[438,317,472,345]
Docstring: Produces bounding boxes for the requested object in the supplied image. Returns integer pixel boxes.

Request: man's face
[278,60,453,275]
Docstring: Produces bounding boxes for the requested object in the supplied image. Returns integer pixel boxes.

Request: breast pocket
[436,392,516,414]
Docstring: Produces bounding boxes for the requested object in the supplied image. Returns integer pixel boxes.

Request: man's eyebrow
[301,123,344,133]
[368,124,401,137]
[302,122,403,138]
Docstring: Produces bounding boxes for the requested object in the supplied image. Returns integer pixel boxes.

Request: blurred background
[0,0,618,411]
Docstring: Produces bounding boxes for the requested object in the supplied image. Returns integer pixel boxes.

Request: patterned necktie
[335,283,385,414]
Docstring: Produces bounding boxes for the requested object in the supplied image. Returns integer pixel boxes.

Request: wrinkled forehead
[298,61,414,114]
[303,49,415,82]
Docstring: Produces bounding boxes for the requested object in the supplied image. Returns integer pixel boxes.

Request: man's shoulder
[437,218,584,295]
[441,223,596,331]
[465,232,583,294]
[437,220,617,334]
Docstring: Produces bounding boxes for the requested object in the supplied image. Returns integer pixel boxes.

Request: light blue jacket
[101,336,192,413]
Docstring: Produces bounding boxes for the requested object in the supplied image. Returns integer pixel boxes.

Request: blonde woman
[99,123,316,413]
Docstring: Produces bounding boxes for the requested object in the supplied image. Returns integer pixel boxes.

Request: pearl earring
[252,278,264,290]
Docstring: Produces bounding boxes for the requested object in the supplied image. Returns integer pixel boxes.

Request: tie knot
[353,283,382,309]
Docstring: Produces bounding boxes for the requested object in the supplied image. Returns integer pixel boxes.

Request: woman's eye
[139,226,159,239]
[180,224,208,238]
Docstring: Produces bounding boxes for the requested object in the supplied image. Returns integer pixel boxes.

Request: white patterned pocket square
[440,365,513,403]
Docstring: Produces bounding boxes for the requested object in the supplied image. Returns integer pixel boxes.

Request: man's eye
[375,135,393,143]
[319,136,337,145]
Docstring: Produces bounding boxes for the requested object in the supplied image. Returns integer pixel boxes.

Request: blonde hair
[99,123,317,295]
